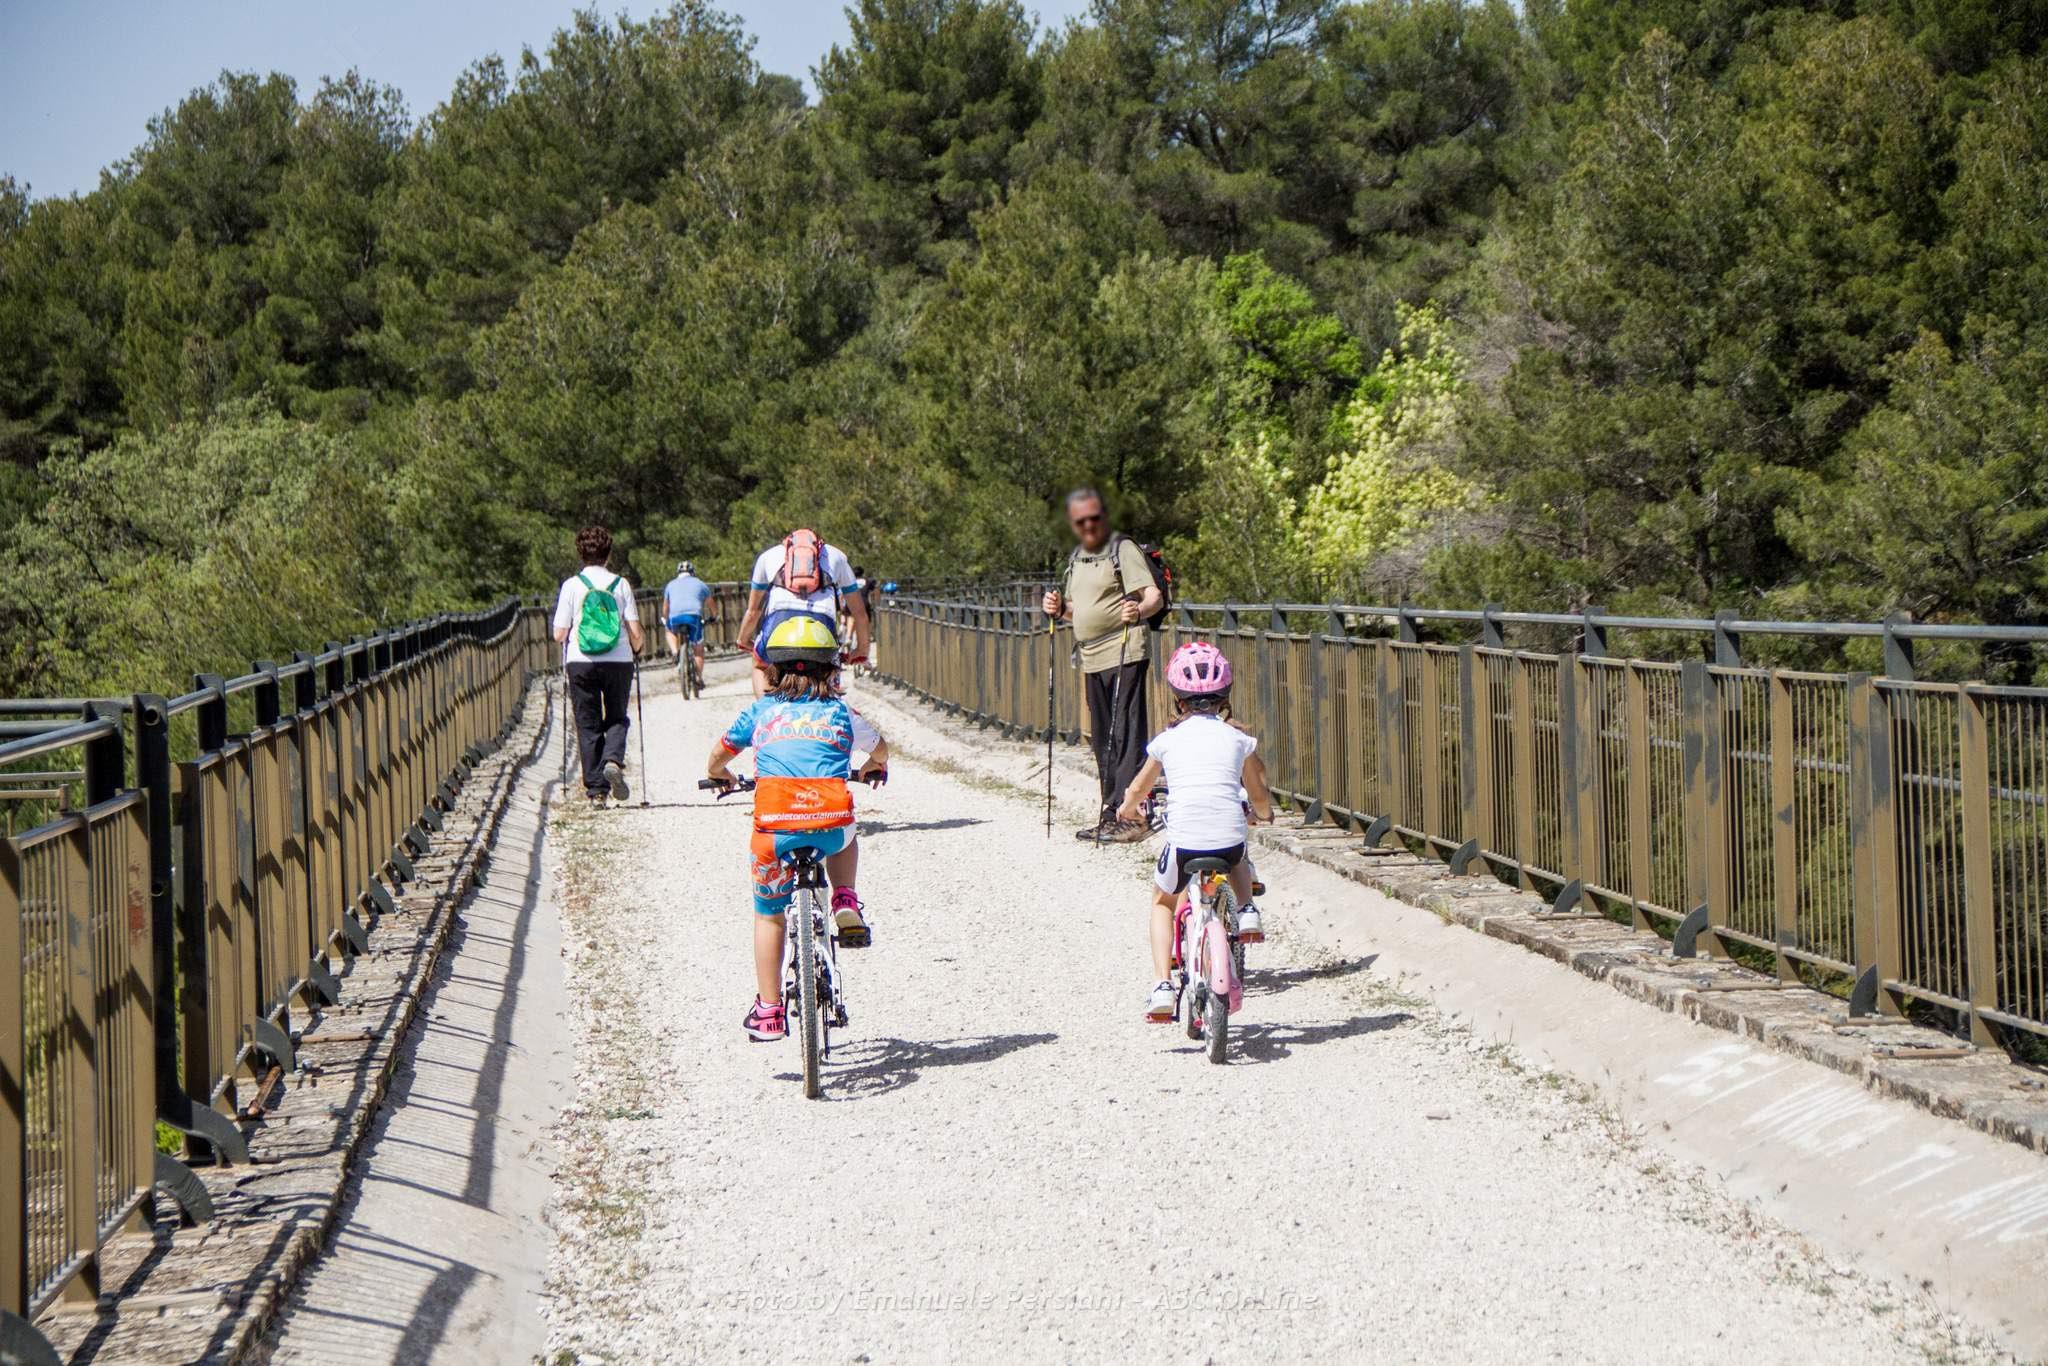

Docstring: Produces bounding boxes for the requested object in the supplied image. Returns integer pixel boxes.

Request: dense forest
[3,0,2047,696]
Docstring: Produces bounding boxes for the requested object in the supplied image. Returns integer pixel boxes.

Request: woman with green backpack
[552,524,645,804]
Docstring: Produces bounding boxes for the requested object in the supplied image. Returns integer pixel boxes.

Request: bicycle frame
[1174,870,1241,1026]
[783,877,845,1030]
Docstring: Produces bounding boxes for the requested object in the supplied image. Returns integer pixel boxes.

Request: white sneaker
[1236,905,1264,943]
[1145,979,1177,1022]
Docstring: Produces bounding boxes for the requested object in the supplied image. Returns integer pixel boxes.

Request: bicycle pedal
[836,924,872,949]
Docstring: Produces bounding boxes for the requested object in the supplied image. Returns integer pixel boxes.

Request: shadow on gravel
[856,817,991,836]
[1243,955,1379,999]
[777,1032,1058,1099]
[1200,1012,1412,1065]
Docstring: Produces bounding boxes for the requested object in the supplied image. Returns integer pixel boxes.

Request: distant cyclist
[734,529,869,698]
[1117,641,1274,1021]
[705,616,888,1041]
[663,560,715,682]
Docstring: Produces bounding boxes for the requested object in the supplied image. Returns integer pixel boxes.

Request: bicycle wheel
[1216,881,1245,980]
[796,890,823,1098]
[1205,979,1228,1064]
[1182,910,1205,1041]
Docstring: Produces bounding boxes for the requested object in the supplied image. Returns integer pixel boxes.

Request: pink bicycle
[1170,857,1244,1064]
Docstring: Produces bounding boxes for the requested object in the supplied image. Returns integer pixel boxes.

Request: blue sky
[0,1,1094,200]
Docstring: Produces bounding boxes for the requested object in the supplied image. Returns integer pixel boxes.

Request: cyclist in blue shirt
[663,561,716,680]
[706,616,888,1041]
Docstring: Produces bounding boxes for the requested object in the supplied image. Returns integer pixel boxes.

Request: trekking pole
[1045,591,1056,839]
[632,655,651,808]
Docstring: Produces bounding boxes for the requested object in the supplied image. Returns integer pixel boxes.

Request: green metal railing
[875,595,2048,1048]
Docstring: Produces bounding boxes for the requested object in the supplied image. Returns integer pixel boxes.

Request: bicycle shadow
[1172,1012,1411,1066]
[856,817,991,836]
[1242,954,1379,999]
[778,1032,1057,1100]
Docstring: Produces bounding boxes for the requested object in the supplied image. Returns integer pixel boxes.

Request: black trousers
[1086,660,1150,818]
[567,661,633,795]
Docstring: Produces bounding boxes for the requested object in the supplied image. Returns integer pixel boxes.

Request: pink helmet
[1166,640,1233,697]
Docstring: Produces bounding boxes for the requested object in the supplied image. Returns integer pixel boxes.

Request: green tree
[1773,322,2048,653]
[0,401,403,696]
[814,0,1043,269]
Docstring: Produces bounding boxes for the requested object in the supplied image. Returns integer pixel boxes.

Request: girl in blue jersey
[706,616,888,1041]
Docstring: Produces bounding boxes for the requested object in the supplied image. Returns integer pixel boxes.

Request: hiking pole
[632,655,651,808]
[1045,595,1056,839]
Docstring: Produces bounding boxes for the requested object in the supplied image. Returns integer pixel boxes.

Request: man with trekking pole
[552,524,646,806]
[1041,487,1164,843]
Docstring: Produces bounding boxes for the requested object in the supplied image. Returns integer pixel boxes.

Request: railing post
[1624,664,1653,930]
[1882,611,1915,682]
[1581,604,1608,658]
[1681,659,1727,958]
[0,838,25,1322]
[57,820,99,1304]
[1846,673,1899,1016]
[1396,601,1419,645]
[1768,670,1798,981]
[1555,653,1586,910]
[1458,644,1489,866]
[82,701,124,804]
[1372,641,1400,845]
[1420,648,1443,845]
[1480,603,1504,650]
[1511,654,1536,890]
[133,694,181,1128]
[1958,684,1999,1046]
[1713,611,1743,667]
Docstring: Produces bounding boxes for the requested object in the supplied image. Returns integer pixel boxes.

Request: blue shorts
[750,826,853,916]
[667,613,703,642]
[753,608,837,666]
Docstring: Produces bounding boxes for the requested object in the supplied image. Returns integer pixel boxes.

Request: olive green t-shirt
[1067,536,1154,674]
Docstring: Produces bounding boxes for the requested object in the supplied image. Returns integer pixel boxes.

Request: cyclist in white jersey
[1117,640,1274,1021]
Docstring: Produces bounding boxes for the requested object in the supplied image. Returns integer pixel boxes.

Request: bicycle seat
[782,847,825,869]
[1183,857,1235,876]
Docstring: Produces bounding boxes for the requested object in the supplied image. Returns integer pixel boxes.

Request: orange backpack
[777,529,827,597]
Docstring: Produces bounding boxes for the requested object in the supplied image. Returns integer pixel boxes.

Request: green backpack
[575,573,625,654]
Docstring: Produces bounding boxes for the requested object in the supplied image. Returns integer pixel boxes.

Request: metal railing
[874,596,2048,1047]
[0,598,552,1336]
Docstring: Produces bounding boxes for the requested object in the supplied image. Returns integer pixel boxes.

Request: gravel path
[541,666,2010,1365]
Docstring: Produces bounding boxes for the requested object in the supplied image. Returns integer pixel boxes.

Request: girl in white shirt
[1116,641,1275,1021]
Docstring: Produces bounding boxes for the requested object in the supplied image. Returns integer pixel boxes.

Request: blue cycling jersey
[665,575,713,617]
[720,696,881,782]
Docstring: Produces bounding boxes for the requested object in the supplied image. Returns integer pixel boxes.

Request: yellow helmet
[762,614,839,668]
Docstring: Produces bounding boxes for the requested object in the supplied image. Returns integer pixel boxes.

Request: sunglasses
[1070,513,1105,529]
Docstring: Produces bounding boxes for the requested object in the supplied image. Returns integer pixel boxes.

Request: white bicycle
[702,772,883,1099]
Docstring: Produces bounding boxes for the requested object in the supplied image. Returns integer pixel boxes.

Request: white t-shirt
[1146,714,1258,851]
[751,541,856,616]
[553,571,638,665]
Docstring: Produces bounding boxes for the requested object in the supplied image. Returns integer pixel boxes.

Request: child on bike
[705,616,889,1041]
[1116,640,1274,1022]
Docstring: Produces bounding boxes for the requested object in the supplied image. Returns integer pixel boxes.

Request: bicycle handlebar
[700,771,886,794]
[698,776,756,797]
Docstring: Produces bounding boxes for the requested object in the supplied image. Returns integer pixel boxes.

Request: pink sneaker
[743,996,786,1042]
[831,888,871,948]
